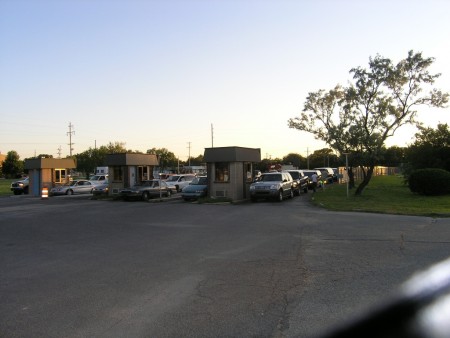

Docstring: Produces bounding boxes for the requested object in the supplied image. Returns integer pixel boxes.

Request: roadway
[1,194,450,337]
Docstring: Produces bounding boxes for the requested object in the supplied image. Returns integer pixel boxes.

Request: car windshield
[90,175,103,181]
[260,174,282,182]
[166,175,180,182]
[288,172,299,179]
[191,177,207,185]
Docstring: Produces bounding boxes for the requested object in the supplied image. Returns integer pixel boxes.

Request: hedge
[408,168,450,196]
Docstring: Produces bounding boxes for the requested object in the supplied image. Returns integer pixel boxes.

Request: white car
[89,174,108,186]
[165,174,196,192]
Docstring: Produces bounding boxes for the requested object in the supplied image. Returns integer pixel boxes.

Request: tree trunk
[348,166,355,189]
[354,165,374,196]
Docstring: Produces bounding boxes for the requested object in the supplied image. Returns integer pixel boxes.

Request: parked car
[119,179,172,201]
[50,180,94,195]
[10,177,29,195]
[165,174,196,192]
[284,170,309,195]
[314,167,335,183]
[181,176,208,201]
[300,170,323,190]
[249,172,294,202]
[92,181,109,196]
[89,174,108,186]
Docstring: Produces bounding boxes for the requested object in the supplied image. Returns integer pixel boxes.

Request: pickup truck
[11,177,29,195]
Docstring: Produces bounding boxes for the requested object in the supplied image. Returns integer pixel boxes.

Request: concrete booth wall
[106,153,159,195]
[24,158,76,196]
[204,146,261,201]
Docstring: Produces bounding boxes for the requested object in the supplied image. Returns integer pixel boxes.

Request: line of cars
[249,167,337,202]
[116,174,208,202]
[39,172,203,201]
[9,176,106,196]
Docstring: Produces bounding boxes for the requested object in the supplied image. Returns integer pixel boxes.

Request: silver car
[249,172,294,202]
[50,180,94,196]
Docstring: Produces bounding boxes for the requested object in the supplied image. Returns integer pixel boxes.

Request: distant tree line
[2,123,449,179]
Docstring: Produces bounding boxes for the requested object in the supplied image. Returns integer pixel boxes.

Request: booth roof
[106,153,159,166]
[204,146,261,163]
[24,158,76,169]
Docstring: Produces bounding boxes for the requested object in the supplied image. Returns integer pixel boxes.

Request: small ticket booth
[24,158,76,197]
[106,153,159,195]
[203,146,261,201]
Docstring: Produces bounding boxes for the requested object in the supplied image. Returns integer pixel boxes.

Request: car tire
[175,185,180,193]
[289,189,294,199]
[66,190,73,195]
[251,197,257,203]
[303,187,308,194]
[142,192,150,201]
[277,190,283,202]
[167,190,172,198]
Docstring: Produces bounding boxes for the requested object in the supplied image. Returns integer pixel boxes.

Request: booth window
[55,169,67,183]
[113,167,123,181]
[245,162,252,182]
[215,162,230,182]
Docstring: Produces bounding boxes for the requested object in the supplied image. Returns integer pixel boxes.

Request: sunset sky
[1,0,449,161]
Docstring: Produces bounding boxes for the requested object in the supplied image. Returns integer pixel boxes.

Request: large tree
[146,147,178,171]
[75,141,129,176]
[307,148,340,169]
[289,51,449,195]
[1,150,24,178]
[282,153,306,168]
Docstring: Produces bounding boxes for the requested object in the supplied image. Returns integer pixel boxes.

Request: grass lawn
[311,175,450,217]
[0,179,15,196]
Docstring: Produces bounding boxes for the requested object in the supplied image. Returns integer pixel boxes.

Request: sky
[1,0,449,162]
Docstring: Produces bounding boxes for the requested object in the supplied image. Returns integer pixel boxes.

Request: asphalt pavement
[1,193,450,337]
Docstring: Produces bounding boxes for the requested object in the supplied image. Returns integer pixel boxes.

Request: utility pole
[211,124,214,148]
[67,122,75,157]
[57,145,62,159]
[187,142,191,170]
[343,152,350,198]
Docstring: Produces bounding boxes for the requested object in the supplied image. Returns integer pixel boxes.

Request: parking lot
[1,194,450,337]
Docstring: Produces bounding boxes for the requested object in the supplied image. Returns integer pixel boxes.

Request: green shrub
[408,168,450,196]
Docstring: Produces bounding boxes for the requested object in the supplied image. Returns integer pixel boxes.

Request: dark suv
[284,170,309,195]
[249,172,294,202]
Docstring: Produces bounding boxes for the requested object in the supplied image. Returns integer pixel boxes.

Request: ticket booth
[204,146,261,201]
[106,153,159,195]
[24,158,76,197]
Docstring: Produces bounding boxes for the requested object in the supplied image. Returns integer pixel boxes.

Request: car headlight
[270,184,280,190]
